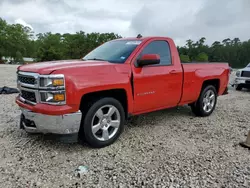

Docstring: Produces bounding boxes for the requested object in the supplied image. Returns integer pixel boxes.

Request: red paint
[140,54,160,61]
[16,36,229,116]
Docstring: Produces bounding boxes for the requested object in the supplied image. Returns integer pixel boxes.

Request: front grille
[18,75,36,85]
[21,90,36,103]
[241,71,250,77]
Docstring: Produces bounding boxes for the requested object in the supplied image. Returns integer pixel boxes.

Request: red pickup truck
[16,36,229,148]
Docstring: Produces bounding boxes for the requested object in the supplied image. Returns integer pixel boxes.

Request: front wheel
[235,85,242,91]
[191,85,217,117]
[80,97,125,148]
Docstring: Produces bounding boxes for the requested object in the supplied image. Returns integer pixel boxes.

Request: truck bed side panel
[180,63,229,105]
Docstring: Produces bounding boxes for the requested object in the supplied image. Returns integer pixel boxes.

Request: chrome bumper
[234,77,250,85]
[20,108,82,134]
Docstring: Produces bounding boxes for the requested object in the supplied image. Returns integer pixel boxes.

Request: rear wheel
[191,85,217,117]
[80,97,125,148]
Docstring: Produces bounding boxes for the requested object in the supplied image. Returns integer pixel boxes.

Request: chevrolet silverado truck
[233,63,250,90]
[16,36,229,148]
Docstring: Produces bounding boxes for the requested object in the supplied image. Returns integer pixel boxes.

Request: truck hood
[241,67,250,72]
[18,59,114,74]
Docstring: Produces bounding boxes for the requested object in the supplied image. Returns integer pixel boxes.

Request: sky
[0,0,249,46]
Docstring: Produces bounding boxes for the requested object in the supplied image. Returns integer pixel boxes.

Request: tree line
[1,18,250,68]
[178,37,250,68]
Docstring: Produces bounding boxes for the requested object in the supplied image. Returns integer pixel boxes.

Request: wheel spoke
[107,106,116,117]
[96,109,104,119]
[203,104,207,111]
[206,105,210,111]
[102,129,109,141]
[110,120,120,128]
[209,94,215,100]
[92,123,102,134]
[204,92,208,99]
[207,103,212,110]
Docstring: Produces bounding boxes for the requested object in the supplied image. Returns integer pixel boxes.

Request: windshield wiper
[86,58,106,61]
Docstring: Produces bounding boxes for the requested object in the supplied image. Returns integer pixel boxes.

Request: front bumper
[233,77,250,85]
[20,107,82,135]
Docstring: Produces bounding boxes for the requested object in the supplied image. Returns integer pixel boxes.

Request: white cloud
[0,0,249,46]
[14,18,34,30]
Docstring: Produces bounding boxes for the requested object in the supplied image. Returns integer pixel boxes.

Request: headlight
[39,74,66,105]
[236,71,241,77]
[39,74,65,88]
[40,91,66,104]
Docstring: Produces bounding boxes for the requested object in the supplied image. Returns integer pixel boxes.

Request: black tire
[190,103,199,115]
[235,85,242,91]
[80,97,125,148]
[191,85,217,117]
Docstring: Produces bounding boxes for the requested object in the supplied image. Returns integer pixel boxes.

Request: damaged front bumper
[19,107,82,142]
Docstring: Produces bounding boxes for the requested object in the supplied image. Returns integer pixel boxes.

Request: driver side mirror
[137,54,160,67]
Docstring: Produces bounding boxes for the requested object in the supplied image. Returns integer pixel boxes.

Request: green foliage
[15,51,24,64]
[178,37,250,68]
[0,17,121,62]
[35,31,121,61]
[0,18,33,61]
[195,52,208,62]
[0,18,8,60]
[0,17,250,68]
[180,54,190,63]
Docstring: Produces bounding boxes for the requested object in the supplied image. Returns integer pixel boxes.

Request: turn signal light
[52,79,64,86]
[53,93,65,101]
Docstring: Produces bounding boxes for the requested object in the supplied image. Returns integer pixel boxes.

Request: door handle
[169,70,178,74]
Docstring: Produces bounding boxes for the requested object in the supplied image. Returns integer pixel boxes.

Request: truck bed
[179,62,229,105]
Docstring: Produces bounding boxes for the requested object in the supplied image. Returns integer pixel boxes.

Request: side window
[140,40,172,65]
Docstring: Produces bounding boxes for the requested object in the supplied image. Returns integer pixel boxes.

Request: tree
[15,51,24,64]
[36,32,64,61]
[0,18,8,60]
[0,19,33,61]
[180,54,191,63]
[195,52,208,62]
[1,17,250,68]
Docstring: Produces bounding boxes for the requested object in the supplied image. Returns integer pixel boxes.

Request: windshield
[83,40,142,63]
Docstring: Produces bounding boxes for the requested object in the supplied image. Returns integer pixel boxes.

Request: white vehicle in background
[233,63,250,90]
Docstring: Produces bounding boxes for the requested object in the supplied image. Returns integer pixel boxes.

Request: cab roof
[113,36,171,42]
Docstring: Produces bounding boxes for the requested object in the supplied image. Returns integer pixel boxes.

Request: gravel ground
[0,64,250,188]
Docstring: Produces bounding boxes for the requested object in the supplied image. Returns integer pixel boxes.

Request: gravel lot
[0,64,250,188]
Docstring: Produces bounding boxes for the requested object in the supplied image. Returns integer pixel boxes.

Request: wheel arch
[79,88,129,119]
[201,79,220,94]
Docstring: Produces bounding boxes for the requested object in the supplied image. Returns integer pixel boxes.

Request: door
[132,40,183,113]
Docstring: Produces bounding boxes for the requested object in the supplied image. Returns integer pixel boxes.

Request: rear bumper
[20,107,82,135]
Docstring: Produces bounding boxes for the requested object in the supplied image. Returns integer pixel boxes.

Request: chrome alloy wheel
[202,89,216,113]
[91,105,121,141]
